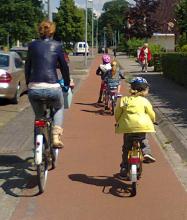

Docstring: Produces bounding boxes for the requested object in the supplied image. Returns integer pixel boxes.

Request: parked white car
[73,42,89,56]
[0,51,27,104]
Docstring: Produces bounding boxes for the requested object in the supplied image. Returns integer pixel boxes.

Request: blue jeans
[28,88,64,127]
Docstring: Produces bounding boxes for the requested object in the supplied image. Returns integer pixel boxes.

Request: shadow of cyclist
[0,155,38,197]
[69,173,132,198]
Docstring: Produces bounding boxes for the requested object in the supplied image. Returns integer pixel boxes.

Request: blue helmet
[130,77,149,91]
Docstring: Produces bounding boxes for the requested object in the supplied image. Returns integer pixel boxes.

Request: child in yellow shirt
[115,77,156,178]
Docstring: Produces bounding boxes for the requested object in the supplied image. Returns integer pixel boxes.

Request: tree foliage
[0,0,44,46]
[175,0,187,35]
[125,0,160,39]
[98,0,129,46]
[54,0,85,46]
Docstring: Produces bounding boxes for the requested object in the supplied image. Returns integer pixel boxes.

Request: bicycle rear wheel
[37,158,48,194]
[111,99,115,115]
[130,164,137,196]
[35,137,49,194]
[131,182,137,196]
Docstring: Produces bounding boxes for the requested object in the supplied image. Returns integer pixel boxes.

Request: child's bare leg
[117,85,121,94]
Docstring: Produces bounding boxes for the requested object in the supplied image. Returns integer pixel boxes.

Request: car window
[15,57,23,68]
[16,51,27,61]
[0,54,9,67]
[79,44,83,48]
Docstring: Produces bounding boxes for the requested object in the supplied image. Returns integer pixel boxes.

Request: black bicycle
[34,99,59,194]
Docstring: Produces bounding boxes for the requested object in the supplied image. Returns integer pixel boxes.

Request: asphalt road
[8,54,187,220]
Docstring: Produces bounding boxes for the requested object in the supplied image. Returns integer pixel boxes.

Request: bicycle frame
[105,85,118,115]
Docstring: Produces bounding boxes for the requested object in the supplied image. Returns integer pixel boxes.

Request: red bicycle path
[11,55,187,220]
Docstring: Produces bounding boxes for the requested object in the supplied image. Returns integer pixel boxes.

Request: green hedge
[161,53,187,87]
[153,53,162,71]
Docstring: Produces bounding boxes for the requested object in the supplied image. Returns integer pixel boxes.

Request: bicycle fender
[35,134,43,165]
[131,164,137,182]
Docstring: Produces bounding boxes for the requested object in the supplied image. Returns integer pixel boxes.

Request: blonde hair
[129,87,149,97]
[38,20,56,38]
[111,60,118,77]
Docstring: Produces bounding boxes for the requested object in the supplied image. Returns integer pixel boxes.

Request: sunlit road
[9,55,187,220]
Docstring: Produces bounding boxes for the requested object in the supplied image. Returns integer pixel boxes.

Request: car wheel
[11,84,21,104]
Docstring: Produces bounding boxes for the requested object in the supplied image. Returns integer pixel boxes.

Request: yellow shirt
[115,96,155,133]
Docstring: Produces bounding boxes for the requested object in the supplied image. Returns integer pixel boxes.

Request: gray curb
[153,105,187,161]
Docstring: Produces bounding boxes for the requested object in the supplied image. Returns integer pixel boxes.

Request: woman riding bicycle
[25,20,70,149]
[114,77,156,178]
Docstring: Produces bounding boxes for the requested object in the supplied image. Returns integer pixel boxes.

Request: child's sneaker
[143,154,156,163]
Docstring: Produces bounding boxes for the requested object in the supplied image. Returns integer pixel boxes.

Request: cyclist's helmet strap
[130,77,149,91]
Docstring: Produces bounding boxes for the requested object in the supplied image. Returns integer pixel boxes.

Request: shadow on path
[69,173,133,198]
[75,102,98,107]
[0,155,38,197]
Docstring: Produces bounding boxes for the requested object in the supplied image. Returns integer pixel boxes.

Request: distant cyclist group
[25,19,156,191]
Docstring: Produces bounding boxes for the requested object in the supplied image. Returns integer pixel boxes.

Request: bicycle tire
[37,156,48,194]
[36,135,48,194]
[111,99,115,115]
[131,182,137,196]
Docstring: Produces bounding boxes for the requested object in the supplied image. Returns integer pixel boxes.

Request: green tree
[98,0,129,46]
[175,0,187,35]
[0,0,44,47]
[125,0,160,39]
[54,0,84,47]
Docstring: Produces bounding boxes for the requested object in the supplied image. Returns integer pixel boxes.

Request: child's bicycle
[34,100,59,194]
[127,136,144,196]
[127,123,158,196]
[104,79,120,115]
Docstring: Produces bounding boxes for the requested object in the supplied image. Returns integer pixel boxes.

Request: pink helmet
[102,54,111,64]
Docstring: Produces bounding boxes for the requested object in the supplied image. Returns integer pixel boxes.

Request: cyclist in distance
[105,60,125,95]
[96,54,112,103]
[114,77,156,178]
[25,20,70,149]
